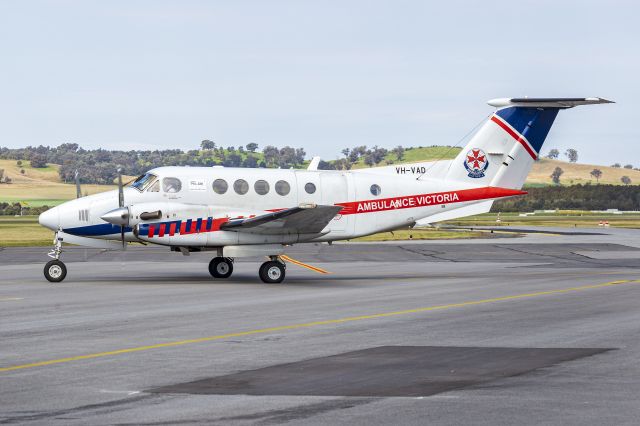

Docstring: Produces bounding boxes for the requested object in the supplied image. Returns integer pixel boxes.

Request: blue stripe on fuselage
[64,223,133,236]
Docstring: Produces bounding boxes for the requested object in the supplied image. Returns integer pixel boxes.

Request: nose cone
[39,206,60,230]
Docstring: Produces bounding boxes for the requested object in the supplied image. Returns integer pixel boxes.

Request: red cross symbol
[467,149,486,169]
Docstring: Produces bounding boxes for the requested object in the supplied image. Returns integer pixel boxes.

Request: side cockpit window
[162,177,182,193]
[130,173,158,192]
[148,180,160,192]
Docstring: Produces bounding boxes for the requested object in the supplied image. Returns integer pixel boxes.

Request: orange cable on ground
[280,255,330,274]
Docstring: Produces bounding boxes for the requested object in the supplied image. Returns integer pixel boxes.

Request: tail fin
[445,97,613,189]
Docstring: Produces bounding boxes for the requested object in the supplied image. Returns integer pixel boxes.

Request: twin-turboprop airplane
[38,97,612,283]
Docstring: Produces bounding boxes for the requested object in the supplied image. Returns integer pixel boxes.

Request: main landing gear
[208,257,234,278]
[208,256,286,284]
[259,259,286,284]
[44,233,67,283]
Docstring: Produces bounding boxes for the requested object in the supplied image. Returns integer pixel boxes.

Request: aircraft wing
[220,204,343,235]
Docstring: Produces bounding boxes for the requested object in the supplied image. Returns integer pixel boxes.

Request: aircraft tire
[259,261,285,284]
[209,257,233,278]
[44,260,67,283]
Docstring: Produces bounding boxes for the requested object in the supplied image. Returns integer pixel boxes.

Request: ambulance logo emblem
[464,148,489,178]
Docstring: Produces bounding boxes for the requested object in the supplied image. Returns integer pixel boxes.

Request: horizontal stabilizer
[487,97,614,109]
[221,204,342,235]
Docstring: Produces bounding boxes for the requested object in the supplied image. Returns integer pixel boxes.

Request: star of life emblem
[463,148,489,178]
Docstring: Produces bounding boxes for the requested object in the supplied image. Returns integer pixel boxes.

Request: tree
[0,169,4,182]
[550,166,564,184]
[611,163,621,168]
[363,153,375,167]
[20,168,25,175]
[262,145,279,167]
[16,160,22,167]
[546,149,560,159]
[341,148,350,158]
[624,164,633,169]
[370,146,388,165]
[30,154,47,168]
[621,176,632,185]
[590,168,602,183]
[392,145,405,161]
[200,140,215,150]
[564,149,578,163]
[246,143,259,153]
[242,155,258,168]
[334,158,352,170]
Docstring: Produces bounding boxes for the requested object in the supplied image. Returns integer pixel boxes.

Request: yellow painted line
[1,279,638,373]
[0,297,23,302]
[280,255,330,274]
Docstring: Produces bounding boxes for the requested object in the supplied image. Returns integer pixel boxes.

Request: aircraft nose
[38,206,60,231]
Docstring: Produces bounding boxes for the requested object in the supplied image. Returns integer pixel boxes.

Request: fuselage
[38,165,514,247]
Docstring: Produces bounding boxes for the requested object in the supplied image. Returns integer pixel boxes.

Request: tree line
[0,142,307,184]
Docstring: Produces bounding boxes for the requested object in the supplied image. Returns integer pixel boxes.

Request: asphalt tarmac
[1,227,639,425]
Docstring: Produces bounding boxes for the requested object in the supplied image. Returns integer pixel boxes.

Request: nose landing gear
[44,232,67,283]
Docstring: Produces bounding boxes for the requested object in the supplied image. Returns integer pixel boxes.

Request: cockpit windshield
[130,173,158,192]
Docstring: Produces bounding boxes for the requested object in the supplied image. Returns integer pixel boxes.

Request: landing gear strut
[259,257,286,284]
[209,257,234,279]
[44,232,67,283]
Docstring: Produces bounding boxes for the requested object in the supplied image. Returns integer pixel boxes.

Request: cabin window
[148,180,160,192]
[234,179,249,195]
[212,179,228,194]
[275,180,290,196]
[130,173,157,192]
[254,180,270,195]
[370,184,381,196]
[162,177,182,193]
[304,182,316,194]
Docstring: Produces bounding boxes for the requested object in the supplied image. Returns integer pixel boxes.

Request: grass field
[0,216,54,246]
[443,212,640,229]
[350,146,462,169]
[350,228,485,241]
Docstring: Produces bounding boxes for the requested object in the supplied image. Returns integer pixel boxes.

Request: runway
[1,228,640,425]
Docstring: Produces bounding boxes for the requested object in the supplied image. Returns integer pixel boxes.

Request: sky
[0,0,638,165]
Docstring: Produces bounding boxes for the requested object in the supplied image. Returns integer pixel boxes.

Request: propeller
[117,167,126,250]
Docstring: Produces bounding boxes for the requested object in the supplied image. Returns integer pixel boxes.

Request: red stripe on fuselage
[490,115,537,160]
[336,186,526,215]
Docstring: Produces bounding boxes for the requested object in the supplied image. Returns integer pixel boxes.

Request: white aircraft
[38,97,612,283]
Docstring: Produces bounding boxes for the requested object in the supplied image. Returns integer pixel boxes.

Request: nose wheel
[44,259,67,283]
[259,260,286,284]
[209,257,234,278]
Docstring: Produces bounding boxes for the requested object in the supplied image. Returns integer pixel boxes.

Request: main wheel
[259,261,286,284]
[44,259,67,283]
[209,257,233,278]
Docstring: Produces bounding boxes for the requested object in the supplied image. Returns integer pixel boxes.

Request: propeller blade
[117,167,126,250]
[117,167,124,208]
[75,169,82,199]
